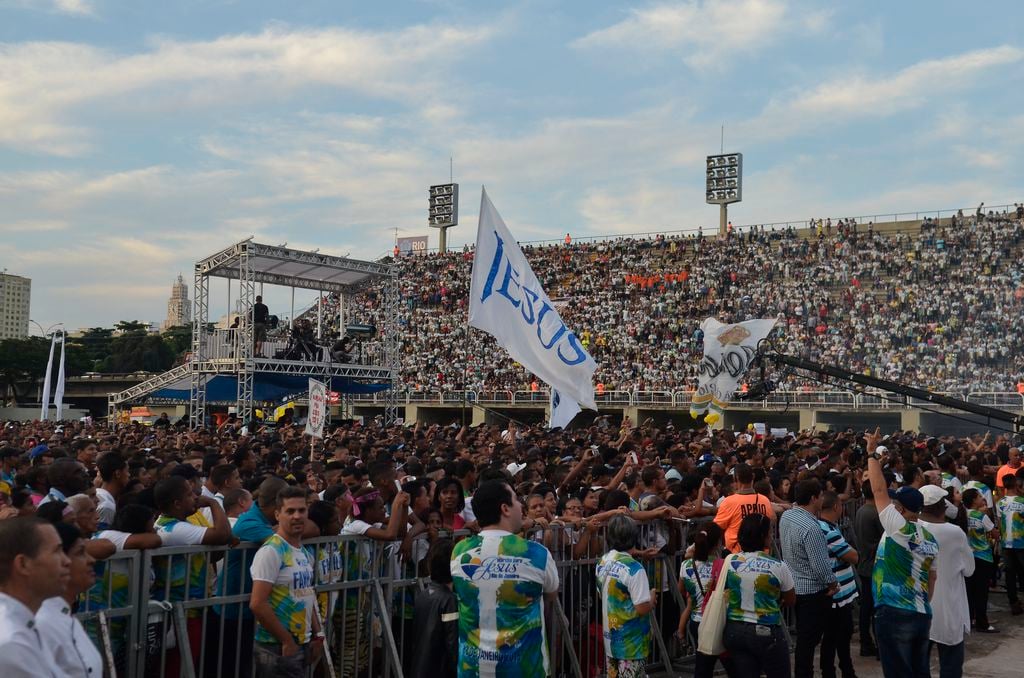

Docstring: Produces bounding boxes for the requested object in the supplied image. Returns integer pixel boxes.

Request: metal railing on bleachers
[348,389,1024,412]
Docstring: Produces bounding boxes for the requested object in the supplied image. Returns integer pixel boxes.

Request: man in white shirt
[918,484,974,678]
[202,463,241,506]
[0,517,71,678]
[95,452,129,531]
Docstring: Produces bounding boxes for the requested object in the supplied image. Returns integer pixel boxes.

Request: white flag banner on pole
[40,334,57,421]
[549,388,581,430]
[304,378,327,438]
[53,332,66,420]
[469,188,597,410]
[689,317,777,424]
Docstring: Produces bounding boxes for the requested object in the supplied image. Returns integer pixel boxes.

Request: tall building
[0,273,31,340]
[163,274,191,330]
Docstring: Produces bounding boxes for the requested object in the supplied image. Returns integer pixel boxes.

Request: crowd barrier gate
[76,502,866,678]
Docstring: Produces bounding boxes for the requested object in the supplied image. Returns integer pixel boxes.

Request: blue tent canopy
[151,373,389,403]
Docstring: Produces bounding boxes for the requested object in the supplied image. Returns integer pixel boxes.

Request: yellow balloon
[704,413,720,425]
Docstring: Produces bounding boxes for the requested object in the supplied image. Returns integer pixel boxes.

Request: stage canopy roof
[197,239,394,294]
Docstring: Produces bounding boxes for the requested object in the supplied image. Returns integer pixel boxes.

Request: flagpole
[462,324,470,428]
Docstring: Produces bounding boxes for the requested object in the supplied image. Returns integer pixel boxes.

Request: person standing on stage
[253,295,270,357]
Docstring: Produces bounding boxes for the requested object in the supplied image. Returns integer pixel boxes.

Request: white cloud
[1,218,68,232]
[748,45,1024,139]
[0,22,492,154]
[573,0,790,67]
[2,0,93,16]
[53,0,91,14]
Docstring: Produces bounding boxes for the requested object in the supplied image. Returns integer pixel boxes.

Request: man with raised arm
[865,428,938,678]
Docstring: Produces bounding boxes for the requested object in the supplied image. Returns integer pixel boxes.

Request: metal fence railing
[75,500,870,678]
[348,389,1024,412]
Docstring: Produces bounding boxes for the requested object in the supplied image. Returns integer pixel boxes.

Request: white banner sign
[689,317,777,423]
[53,333,66,420]
[304,378,327,438]
[39,334,57,421]
[549,388,582,430]
[469,188,597,410]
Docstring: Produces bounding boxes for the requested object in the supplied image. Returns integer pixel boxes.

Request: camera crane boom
[745,349,1023,432]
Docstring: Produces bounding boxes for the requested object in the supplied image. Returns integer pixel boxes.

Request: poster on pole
[305,378,327,438]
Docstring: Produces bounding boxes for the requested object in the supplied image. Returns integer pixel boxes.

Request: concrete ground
[654,592,1024,677]
[850,594,1024,678]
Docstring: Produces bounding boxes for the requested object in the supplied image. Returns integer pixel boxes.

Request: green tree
[102,333,175,373]
[0,336,90,404]
[161,324,192,357]
[69,327,114,371]
[114,320,149,335]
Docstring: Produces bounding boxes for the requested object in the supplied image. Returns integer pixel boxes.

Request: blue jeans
[874,605,930,678]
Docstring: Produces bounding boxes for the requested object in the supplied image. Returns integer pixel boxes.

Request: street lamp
[29,320,64,337]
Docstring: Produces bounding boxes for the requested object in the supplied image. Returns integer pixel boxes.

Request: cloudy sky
[2,0,1022,331]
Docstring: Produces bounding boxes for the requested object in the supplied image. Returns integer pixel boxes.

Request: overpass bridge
[13,372,158,417]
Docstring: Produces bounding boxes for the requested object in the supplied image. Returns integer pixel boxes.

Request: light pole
[29,320,64,338]
[706,153,743,237]
[428,183,459,253]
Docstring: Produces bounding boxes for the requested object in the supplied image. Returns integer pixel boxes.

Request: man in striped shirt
[779,479,838,678]
[818,491,858,678]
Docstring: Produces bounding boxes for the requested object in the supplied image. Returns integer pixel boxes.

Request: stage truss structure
[109,238,400,428]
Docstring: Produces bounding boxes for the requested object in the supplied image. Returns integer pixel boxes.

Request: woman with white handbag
[678,522,736,677]
[713,513,796,678]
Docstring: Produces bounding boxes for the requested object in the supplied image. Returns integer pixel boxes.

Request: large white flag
[689,317,777,424]
[469,189,597,410]
[304,378,327,438]
[549,388,582,430]
[40,334,57,421]
[53,332,66,420]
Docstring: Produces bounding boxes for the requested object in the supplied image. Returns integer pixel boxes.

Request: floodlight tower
[428,183,459,253]
[705,152,742,237]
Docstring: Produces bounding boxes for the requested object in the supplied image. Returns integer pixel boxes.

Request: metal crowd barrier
[76,504,869,678]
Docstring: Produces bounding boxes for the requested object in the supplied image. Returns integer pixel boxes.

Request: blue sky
[2,0,1022,331]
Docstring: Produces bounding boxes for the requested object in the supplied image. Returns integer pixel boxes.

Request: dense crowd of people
[0,414,1022,677]
[300,210,1024,396]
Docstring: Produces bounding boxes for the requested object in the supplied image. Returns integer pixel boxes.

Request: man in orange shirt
[713,463,775,552]
[997,448,1021,491]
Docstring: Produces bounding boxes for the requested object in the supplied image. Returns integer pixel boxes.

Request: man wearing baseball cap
[864,429,939,678]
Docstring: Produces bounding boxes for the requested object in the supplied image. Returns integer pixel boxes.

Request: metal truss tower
[112,238,398,428]
[382,266,401,424]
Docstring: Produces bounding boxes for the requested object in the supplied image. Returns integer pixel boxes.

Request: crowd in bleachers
[299,208,1024,396]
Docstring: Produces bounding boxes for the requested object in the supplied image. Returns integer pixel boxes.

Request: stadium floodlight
[428,183,459,253]
[705,152,742,236]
